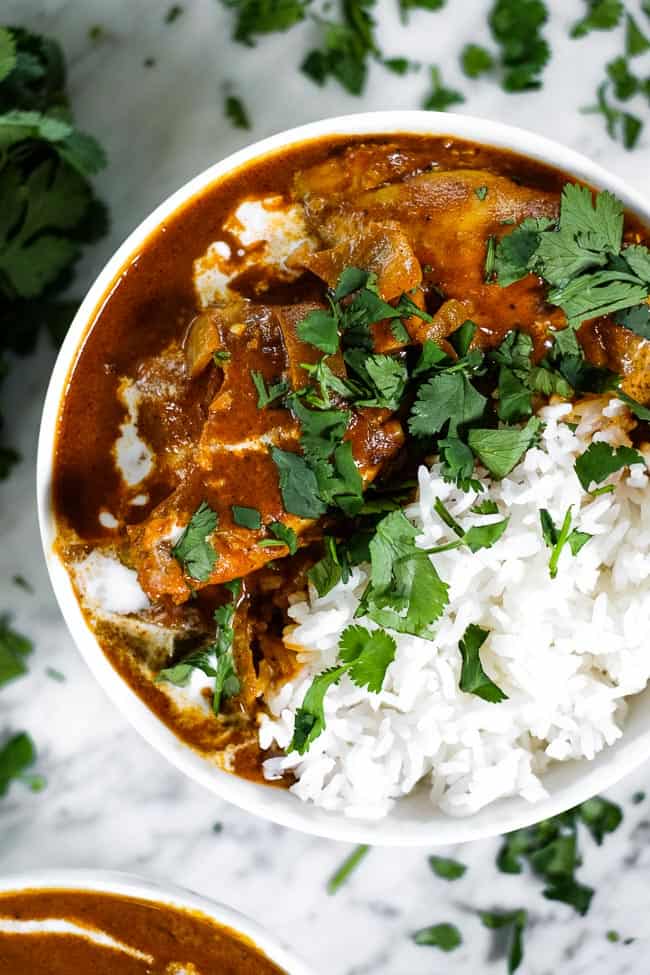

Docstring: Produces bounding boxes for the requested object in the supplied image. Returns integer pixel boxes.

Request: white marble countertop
[1,0,650,972]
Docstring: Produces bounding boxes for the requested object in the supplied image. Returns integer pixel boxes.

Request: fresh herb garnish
[480,909,527,973]
[165,4,184,22]
[297,307,340,354]
[327,844,370,894]
[626,12,650,56]
[289,624,396,753]
[355,510,450,637]
[429,855,467,880]
[232,505,262,530]
[488,0,550,92]
[422,65,465,111]
[458,623,507,703]
[270,446,327,519]
[251,370,290,408]
[571,0,623,38]
[461,44,495,79]
[301,0,379,96]
[222,0,310,45]
[574,441,644,491]
[0,732,43,797]
[413,922,462,951]
[260,520,299,554]
[431,497,509,553]
[308,536,349,596]
[157,581,242,714]
[0,616,32,687]
[171,501,219,581]
[468,417,541,479]
[224,93,251,130]
[539,507,592,577]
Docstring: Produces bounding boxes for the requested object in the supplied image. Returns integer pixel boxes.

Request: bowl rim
[37,109,650,847]
[0,867,313,973]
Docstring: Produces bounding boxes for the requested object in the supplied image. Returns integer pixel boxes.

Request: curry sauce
[0,888,286,974]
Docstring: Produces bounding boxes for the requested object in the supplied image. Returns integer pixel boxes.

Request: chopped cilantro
[356,510,450,637]
[489,0,550,92]
[165,4,184,22]
[308,536,348,596]
[224,93,251,130]
[409,373,487,438]
[268,521,298,553]
[461,44,495,79]
[327,844,370,894]
[472,499,499,514]
[632,790,646,804]
[399,0,445,21]
[0,616,32,687]
[45,667,65,682]
[571,0,623,37]
[429,855,467,880]
[606,56,639,100]
[222,0,310,45]
[422,65,465,111]
[290,665,345,753]
[626,13,650,56]
[383,56,415,75]
[171,501,219,581]
[579,795,623,843]
[474,184,490,201]
[574,441,644,491]
[251,370,289,408]
[458,623,507,703]
[232,505,261,530]
[467,417,541,479]
[480,909,527,973]
[413,922,462,951]
[301,0,379,95]
[0,732,42,797]
[432,497,509,552]
[270,446,327,519]
[484,235,496,280]
[539,507,592,577]
[297,307,340,354]
[338,624,397,692]
[157,582,242,714]
[583,81,644,150]
[12,575,32,593]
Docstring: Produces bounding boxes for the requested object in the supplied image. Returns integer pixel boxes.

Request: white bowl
[37,110,650,847]
[0,868,312,973]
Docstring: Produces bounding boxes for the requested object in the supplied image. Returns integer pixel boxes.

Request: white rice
[259,399,650,819]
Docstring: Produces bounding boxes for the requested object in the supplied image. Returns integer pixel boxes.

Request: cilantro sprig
[458,623,508,703]
[539,507,591,577]
[289,623,396,753]
[494,184,650,328]
[171,501,219,582]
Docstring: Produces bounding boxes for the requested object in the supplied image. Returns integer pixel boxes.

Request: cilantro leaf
[308,536,347,596]
[222,0,310,45]
[409,373,487,437]
[540,506,591,577]
[0,732,43,797]
[578,796,623,844]
[266,520,298,554]
[438,435,478,490]
[156,649,220,688]
[489,0,550,92]
[232,505,261,530]
[357,510,449,637]
[224,93,251,130]
[461,44,494,78]
[251,370,289,408]
[458,623,507,703]
[422,65,465,111]
[606,56,639,100]
[616,302,650,336]
[571,0,623,37]
[0,30,17,84]
[399,0,445,20]
[622,245,650,283]
[338,624,396,692]
[574,441,644,491]
[171,501,218,581]
[0,616,32,687]
[480,909,527,973]
[297,307,340,354]
[428,855,467,880]
[301,0,378,96]
[494,217,555,286]
[290,665,347,753]
[626,13,650,56]
[543,877,594,916]
[468,417,541,479]
[432,497,509,552]
[270,446,327,519]
[413,923,462,952]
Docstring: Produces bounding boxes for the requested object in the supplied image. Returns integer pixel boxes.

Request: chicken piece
[300,218,422,301]
[129,297,405,605]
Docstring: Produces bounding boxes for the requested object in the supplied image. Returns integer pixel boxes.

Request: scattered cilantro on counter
[0,732,44,797]
[413,922,462,951]
[429,855,467,880]
[626,12,650,56]
[0,615,32,688]
[327,844,370,893]
[488,0,550,92]
[0,25,107,476]
[171,501,219,581]
[165,4,184,22]
[301,0,379,95]
[480,909,527,973]
[398,0,445,22]
[422,65,465,111]
[571,0,623,38]
[461,44,495,79]
[224,92,251,129]
[222,0,310,45]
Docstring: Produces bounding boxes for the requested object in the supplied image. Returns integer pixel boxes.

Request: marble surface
[2,0,650,971]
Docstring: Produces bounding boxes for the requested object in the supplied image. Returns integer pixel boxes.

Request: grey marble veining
[1,0,650,972]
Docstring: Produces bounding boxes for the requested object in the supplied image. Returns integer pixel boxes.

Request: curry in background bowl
[0,871,309,975]
[38,112,650,845]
